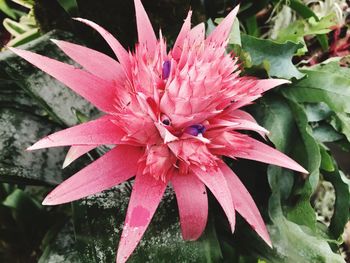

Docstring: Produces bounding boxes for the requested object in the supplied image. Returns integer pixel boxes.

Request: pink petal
[172,10,192,60]
[230,95,260,111]
[220,163,272,247]
[42,145,143,205]
[210,119,268,137]
[133,0,157,52]
[27,115,125,150]
[154,122,178,143]
[191,166,236,232]
[206,5,239,46]
[255,79,290,93]
[231,119,268,136]
[9,47,116,113]
[62,145,97,168]
[224,110,270,138]
[233,136,308,174]
[225,110,269,137]
[144,144,176,181]
[226,109,263,126]
[73,18,130,69]
[117,170,167,263]
[51,39,124,82]
[171,170,208,240]
[189,22,205,45]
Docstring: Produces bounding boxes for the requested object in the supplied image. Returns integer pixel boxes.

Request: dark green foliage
[33,0,205,53]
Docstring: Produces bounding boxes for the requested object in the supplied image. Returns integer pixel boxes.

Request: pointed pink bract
[62,145,97,168]
[43,145,143,205]
[73,18,130,70]
[254,78,290,93]
[188,23,205,45]
[52,39,124,82]
[9,47,116,113]
[134,0,157,52]
[117,168,167,263]
[234,136,308,174]
[172,11,192,60]
[172,170,208,240]
[220,163,272,246]
[27,116,126,150]
[206,5,239,46]
[192,166,236,232]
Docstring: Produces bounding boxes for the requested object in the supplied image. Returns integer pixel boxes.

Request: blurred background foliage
[1,0,350,262]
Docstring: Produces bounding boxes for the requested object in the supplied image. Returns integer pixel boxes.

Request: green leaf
[289,0,318,19]
[323,161,350,239]
[279,14,335,39]
[275,14,336,54]
[240,34,304,79]
[0,0,17,19]
[242,163,345,263]
[3,18,28,36]
[288,101,321,192]
[304,103,332,122]
[6,28,41,47]
[2,188,40,210]
[250,94,343,261]
[57,0,79,16]
[316,34,329,51]
[319,144,335,172]
[0,31,97,185]
[0,98,70,185]
[313,123,344,143]
[12,0,33,8]
[265,161,342,263]
[307,14,337,35]
[2,30,98,126]
[267,193,344,263]
[282,68,350,113]
[330,113,350,143]
[251,95,320,228]
[39,220,80,263]
[282,59,350,148]
[251,94,296,152]
[245,16,259,37]
[2,189,49,244]
[310,57,350,78]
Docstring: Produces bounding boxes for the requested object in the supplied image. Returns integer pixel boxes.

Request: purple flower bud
[160,113,171,126]
[162,60,171,79]
[184,124,206,136]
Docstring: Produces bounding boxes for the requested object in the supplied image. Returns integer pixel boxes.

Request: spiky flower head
[10,0,307,262]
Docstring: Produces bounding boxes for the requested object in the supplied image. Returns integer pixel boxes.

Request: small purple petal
[185,126,200,136]
[184,124,206,136]
[162,60,171,79]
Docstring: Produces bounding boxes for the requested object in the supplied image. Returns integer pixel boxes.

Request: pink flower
[10,0,308,262]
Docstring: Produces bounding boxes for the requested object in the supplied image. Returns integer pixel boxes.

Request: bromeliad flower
[10,0,308,262]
